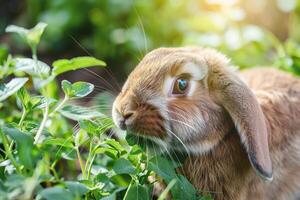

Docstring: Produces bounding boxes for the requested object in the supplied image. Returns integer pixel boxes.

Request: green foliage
[0,78,28,101]
[0,22,203,200]
[52,57,106,76]
[61,80,94,99]
[4,0,299,79]
[6,22,47,52]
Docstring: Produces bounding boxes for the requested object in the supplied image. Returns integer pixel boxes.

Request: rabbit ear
[210,68,273,181]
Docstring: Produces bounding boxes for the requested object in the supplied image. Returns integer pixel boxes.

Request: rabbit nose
[119,111,135,130]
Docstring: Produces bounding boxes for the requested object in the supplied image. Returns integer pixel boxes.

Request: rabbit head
[112,47,273,181]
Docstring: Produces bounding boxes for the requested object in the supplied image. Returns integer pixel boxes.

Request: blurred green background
[1,0,300,90]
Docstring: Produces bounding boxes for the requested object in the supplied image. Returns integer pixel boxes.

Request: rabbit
[112,47,300,200]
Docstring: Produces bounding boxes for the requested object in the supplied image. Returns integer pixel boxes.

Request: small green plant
[0,23,209,200]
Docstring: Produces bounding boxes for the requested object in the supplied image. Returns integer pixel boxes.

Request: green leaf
[124,183,150,200]
[14,58,50,77]
[148,156,197,200]
[104,139,125,152]
[71,81,94,98]
[38,187,73,200]
[59,104,105,121]
[65,181,89,197]
[2,125,34,170]
[95,147,118,159]
[61,80,94,99]
[26,22,47,48]
[5,25,28,40]
[61,80,72,97]
[113,158,135,175]
[6,22,47,49]
[0,45,8,65]
[17,87,31,109]
[0,78,28,102]
[79,120,99,135]
[52,56,106,76]
[42,138,74,148]
[129,145,143,155]
[95,173,110,184]
[33,96,57,110]
[148,156,177,182]
[170,175,197,200]
[74,129,89,147]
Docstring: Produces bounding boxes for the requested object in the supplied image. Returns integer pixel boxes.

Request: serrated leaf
[14,58,50,77]
[17,87,30,109]
[113,158,135,175]
[59,104,105,121]
[104,139,124,152]
[0,78,28,101]
[2,125,34,170]
[79,120,99,135]
[61,80,94,99]
[52,56,106,76]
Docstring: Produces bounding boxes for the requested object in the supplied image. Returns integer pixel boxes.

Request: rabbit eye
[172,78,189,95]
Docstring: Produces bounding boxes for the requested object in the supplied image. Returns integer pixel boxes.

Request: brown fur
[112,47,300,200]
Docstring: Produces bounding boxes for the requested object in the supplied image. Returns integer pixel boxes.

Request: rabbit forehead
[125,54,208,92]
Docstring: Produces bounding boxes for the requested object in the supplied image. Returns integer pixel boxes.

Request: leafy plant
[0,23,207,200]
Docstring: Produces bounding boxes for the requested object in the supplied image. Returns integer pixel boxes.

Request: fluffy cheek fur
[166,89,232,154]
[129,103,166,138]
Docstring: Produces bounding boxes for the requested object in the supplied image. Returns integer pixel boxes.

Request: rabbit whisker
[167,118,196,132]
[165,127,191,159]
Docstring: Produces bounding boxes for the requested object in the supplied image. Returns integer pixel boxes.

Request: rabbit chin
[169,140,220,155]
[146,136,219,156]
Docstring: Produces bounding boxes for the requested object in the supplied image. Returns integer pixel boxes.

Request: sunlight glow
[206,0,239,6]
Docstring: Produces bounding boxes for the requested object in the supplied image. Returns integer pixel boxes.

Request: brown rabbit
[112,47,300,200]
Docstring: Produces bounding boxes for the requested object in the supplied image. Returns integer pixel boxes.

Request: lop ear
[209,67,273,181]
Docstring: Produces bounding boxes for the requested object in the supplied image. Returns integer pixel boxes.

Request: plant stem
[49,95,68,117]
[50,160,60,181]
[123,179,134,200]
[18,109,27,127]
[84,141,93,179]
[86,154,96,180]
[0,129,21,173]
[7,106,27,156]
[158,179,177,200]
[34,101,49,144]
[76,146,85,179]
[32,47,39,75]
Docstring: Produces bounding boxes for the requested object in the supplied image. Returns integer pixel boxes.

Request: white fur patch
[111,101,121,129]
[178,62,208,81]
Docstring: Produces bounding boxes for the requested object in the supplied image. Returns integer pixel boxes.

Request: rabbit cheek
[131,105,166,139]
[167,100,204,141]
